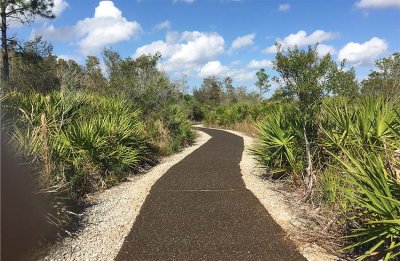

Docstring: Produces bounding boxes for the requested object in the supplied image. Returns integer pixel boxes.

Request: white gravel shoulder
[42,130,211,261]
[206,126,338,261]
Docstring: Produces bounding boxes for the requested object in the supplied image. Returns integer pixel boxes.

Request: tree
[1,0,55,81]
[194,76,222,106]
[9,36,59,92]
[255,68,271,100]
[172,74,189,95]
[361,52,400,99]
[223,76,236,103]
[102,51,177,115]
[273,44,336,192]
[102,48,125,94]
[327,60,359,98]
[56,58,84,91]
[83,56,107,92]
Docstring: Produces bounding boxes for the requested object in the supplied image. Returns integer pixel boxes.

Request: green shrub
[335,149,400,260]
[146,104,195,155]
[2,91,148,197]
[319,97,400,259]
[252,96,400,259]
[252,104,304,182]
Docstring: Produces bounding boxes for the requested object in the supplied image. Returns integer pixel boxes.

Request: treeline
[1,37,195,229]
[203,46,400,260]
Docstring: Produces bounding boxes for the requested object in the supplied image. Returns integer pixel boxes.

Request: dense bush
[2,92,147,195]
[203,102,272,134]
[1,91,194,226]
[251,104,304,182]
[252,97,400,259]
[146,104,195,155]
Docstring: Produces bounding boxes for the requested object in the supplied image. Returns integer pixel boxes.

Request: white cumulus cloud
[76,1,141,54]
[199,61,229,77]
[247,59,273,68]
[135,40,176,58]
[233,70,257,82]
[338,37,388,66]
[154,20,171,31]
[230,33,255,50]
[32,1,141,54]
[316,44,336,57]
[355,0,400,8]
[135,31,225,73]
[53,0,69,16]
[278,3,290,12]
[198,61,257,82]
[9,0,68,28]
[31,24,75,41]
[264,30,337,53]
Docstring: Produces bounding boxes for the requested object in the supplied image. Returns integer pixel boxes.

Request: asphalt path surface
[116,127,306,261]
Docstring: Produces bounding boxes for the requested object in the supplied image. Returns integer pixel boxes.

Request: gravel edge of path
[203,126,338,261]
[42,130,211,261]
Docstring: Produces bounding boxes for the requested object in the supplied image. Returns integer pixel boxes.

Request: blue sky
[9,0,400,94]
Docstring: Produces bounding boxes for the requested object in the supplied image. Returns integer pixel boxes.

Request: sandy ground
[42,130,211,261]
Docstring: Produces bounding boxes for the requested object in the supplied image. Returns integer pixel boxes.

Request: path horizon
[116,127,306,260]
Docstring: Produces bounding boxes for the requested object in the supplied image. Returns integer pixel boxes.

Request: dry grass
[204,119,257,137]
[148,119,172,155]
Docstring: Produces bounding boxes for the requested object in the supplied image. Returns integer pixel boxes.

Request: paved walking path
[116,128,306,260]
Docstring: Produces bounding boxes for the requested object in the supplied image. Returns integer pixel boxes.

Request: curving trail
[116,127,306,261]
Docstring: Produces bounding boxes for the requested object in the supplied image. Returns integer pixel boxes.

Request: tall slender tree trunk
[303,120,314,191]
[1,7,9,81]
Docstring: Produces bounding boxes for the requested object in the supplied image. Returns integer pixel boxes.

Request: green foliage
[2,91,148,196]
[3,0,55,20]
[194,76,223,106]
[252,104,303,179]
[102,51,181,116]
[274,44,335,114]
[83,56,107,92]
[361,52,400,99]
[255,68,271,99]
[316,169,343,206]
[319,97,400,258]
[1,0,56,80]
[252,95,400,258]
[1,45,196,231]
[146,104,194,155]
[223,76,236,104]
[320,97,399,151]
[8,37,60,93]
[203,102,270,127]
[194,76,259,107]
[270,44,360,192]
[326,61,359,98]
[335,150,399,260]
